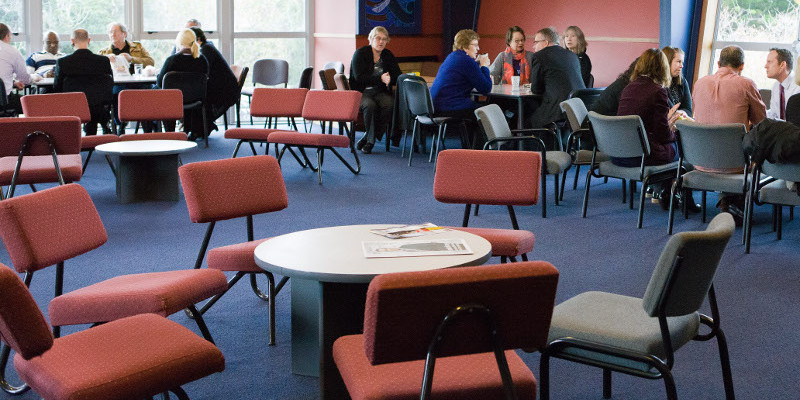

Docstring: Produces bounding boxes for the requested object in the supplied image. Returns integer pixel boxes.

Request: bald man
[26,31,64,82]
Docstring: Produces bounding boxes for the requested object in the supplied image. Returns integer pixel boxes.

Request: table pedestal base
[291,278,368,399]
[115,154,180,203]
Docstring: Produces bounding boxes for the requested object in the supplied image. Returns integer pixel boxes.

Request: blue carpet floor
[2,122,798,399]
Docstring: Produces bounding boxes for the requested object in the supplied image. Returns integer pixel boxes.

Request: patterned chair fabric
[117,89,183,123]
[21,93,92,122]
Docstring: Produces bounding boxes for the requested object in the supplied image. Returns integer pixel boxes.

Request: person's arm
[581,52,592,87]
[25,54,36,74]
[52,61,63,92]
[489,53,503,84]
[13,52,30,85]
[653,88,675,143]
[464,54,492,94]
[130,42,155,67]
[766,81,779,119]
[529,54,544,94]
[351,47,382,90]
[679,76,692,116]
[384,50,402,88]
[747,80,767,126]
[156,56,171,88]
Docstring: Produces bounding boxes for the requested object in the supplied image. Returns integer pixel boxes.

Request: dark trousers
[360,91,393,144]
[7,92,22,116]
[83,105,111,136]
[435,108,482,149]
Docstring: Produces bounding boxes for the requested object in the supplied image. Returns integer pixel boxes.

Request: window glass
[142,0,217,31]
[234,38,306,87]
[711,48,771,89]
[0,0,24,34]
[234,0,305,32]
[716,0,799,43]
[42,0,125,37]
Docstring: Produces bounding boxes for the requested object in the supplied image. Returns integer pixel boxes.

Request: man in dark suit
[528,27,585,131]
[53,28,114,135]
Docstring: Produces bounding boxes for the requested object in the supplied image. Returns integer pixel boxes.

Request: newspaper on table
[369,223,448,239]
[362,238,473,258]
[110,55,131,77]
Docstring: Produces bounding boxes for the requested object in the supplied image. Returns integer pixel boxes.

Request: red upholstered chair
[0,266,225,399]
[117,89,189,142]
[0,183,228,393]
[0,117,83,200]
[333,261,560,400]
[268,90,362,184]
[21,92,119,174]
[179,155,289,345]
[434,149,540,263]
[224,88,308,158]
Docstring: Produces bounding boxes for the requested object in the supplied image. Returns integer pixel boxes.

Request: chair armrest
[483,136,547,152]
[512,127,561,150]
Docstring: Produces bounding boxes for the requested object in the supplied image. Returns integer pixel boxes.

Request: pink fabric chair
[434,149,541,263]
[179,155,289,345]
[117,89,190,142]
[21,92,120,173]
[224,88,308,158]
[0,183,228,392]
[0,266,225,399]
[333,261,560,400]
[268,90,362,184]
[0,117,83,199]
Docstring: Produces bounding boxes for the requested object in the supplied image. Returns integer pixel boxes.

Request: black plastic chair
[403,79,466,168]
[0,80,18,117]
[298,66,313,89]
[62,73,116,135]
[569,87,604,111]
[226,65,249,129]
[163,71,209,147]
[241,59,289,125]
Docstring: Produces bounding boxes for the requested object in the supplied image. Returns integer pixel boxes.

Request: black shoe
[361,142,373,154]
[726,204,745,227]
[187,133,199,141]
[356,137,367,150]
[677,190,701,213]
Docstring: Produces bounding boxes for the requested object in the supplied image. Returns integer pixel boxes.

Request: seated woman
[349,26,402,154]
[563,26,592,87]
[489,26,534,85]
[191,27,239,133]
[592,59,636,116]
[662,46,693,117]
[430,29,492,147]
[156,29,209,141]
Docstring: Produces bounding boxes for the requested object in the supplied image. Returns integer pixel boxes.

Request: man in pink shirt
[691,45,767,223]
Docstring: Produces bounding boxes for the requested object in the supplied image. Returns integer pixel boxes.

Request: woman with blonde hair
[661,46,692,117]
[563,26,592,87]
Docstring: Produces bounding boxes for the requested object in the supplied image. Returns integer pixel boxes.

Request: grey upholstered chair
[540,212,736,400]
[584,111,680,228]
[745,160,800,253]
[475,104,572,218]
[240,58,289,125]
[669,121,748,234]
[560,98,610,199]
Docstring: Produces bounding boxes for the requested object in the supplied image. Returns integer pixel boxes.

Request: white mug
[511,75,520,87]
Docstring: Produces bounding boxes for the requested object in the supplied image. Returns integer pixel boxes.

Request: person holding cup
[489,26,535,85]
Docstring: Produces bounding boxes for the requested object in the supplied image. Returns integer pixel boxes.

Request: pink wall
[313,0,357,88]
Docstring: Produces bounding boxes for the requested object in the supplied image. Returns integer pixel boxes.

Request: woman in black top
[349,26,402,153]
[190,27,239,132]
[564,26,592,87]
[662,46,692,118]
[593,59,637,116]
[156,29,209,140]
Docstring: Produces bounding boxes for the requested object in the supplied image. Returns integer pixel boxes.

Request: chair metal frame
[560,97,610,199]
[744,160,800,253]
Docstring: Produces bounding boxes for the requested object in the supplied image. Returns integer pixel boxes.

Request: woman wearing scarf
[489,26,534,84]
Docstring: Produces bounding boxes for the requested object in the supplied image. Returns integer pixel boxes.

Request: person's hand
[477,53,490,67]
[13,81,25,90]
[121,53,132,62]
[667,103,681,131]
[106,54,116,62]
[381,72,390,86]
[45,69,55,78]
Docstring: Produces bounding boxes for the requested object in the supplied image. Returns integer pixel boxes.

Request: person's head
[505,26,526,54]
[661,46,685,82]
[563,26,586,54]
[175,29,200,58]
[186,19,201,29]
[43,31,59,55]
[190,27,206,44]
[0,23,11,43]
[368,26,389,53]
[70,29,90,49]
[107,22,127,46]
[765,48,793,81]
[533,27,558,52]
[631,48,671,88]
[718,45,745,72]
[453,29,480,58]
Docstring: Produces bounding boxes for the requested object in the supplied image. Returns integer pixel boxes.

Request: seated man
[99,22,154,129]
[0,23,31,115]
[26,31,65,87]
[764,47,800,121]
[53,29,114,135]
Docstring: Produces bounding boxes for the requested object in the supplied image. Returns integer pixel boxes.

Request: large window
[42,0,124,37]
[142,0,217,32]
[234,0,305,32]
[0,0,26,54]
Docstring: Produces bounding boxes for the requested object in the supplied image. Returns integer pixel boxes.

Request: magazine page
[369,223,448,239]
[362,238,473,258]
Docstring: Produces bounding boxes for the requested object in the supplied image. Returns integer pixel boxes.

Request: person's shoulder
[129,41,146,49]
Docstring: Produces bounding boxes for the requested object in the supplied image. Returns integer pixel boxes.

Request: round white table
[254,225,492,398]
[96,140,196,203]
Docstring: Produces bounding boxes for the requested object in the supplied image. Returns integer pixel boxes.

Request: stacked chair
[240,58,289,125]
[560,97,610,199]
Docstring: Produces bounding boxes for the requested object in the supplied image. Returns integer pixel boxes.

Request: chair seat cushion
[573,150,610,165]
[0,155,83,185]
[119,132,188,141]
[81,135,120,150]
[598,160,679,181]
[417,115,458,126]
[333,334,536,400]
[544,151,572,175]
[268,131,350,148]
[547,291,700,372]
[207,238,271,272]
[48,269,228,326]
[681,170,747,194]
[445,227,534,257]
[15,313,225,400]
[759,179,800,206]
[224,128,275,141]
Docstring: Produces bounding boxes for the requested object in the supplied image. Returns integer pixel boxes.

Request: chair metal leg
[408,120,419,166]
[637,178,647,229]
[317,148,324,184]
[231,141,243,158]
[560,169,568,201]
[572,164,581,190]
[621,179,627,203]
[553,173,560,206]
[0,344,29,395]
[602,369,612,398]
[715,328,736,400]
[582,167,593,218]
[541,171,548,218]
[702,191,707,223]
[186,305,215,344]
[629,180,636,209]
[82,149,94,173]
[777,205,783,240]
[668,181,677,235]
[520,253,528,261]
[538,352,551,400]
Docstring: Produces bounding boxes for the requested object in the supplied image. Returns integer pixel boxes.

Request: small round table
[96,140,196,203]
[254,224,492,398]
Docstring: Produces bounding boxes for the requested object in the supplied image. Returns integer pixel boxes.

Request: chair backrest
[21,93,92,123]
[0,184,107,273]
[675,121,747,170]
[301,90,361,122]
[404,79,434,118]
[394,74,428,132]
[250,88,308,118]
[118,89,184,122]
[322,61,344,74]
[231,65,250,91]
[434,149,541,206]
[318,68,337,90]
[251,58,289,87]
[0,116,82,157]
[474,104,513,140]
[333,73,350,91]
[163,71,208,104]
[179,156,288,223]
[61,73,114,107]
[642,213,735,317]
[298,66,314,89]
[761,160,800,182]
[0,79,8,108]
[560,97,589,133]
[587,74,595,88]
[363,261,559,364]
[569,88,604,110]
[588,111,650,158]
[0,266,54,360]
